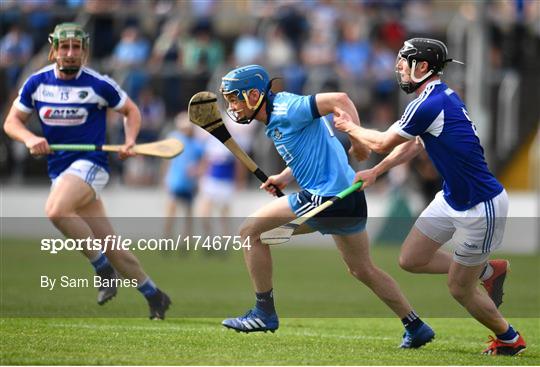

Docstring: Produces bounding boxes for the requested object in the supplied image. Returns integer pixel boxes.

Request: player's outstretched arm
[3,105,50,155]
[334,107,408,154]
[315,93,371,161]
[316,93,360,124]
[355,138,424,190]
[116,97,142,159]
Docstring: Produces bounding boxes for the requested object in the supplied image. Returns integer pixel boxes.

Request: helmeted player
[3,23,171,319]
[334,38,526,355]
[218,64,435,348]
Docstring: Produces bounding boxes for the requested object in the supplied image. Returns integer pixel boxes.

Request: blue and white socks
[497,325,519,343]
[138,278,159,299]
[90,252,114,277]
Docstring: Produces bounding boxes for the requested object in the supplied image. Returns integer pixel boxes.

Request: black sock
[255,289,275,314]
[401,310,424,332]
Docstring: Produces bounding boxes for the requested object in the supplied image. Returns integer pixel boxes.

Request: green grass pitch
[1,238,539,365]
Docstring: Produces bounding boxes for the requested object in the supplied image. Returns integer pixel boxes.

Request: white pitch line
[51,323,201,332]
[50,322,394,341]
[279,330,393,341]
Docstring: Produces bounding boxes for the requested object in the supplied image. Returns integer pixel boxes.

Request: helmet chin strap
[242,90,265,110]
[235,78,278,124]
[58,66,80,74]
[55,38,85,75]
[236,97,266,125]
[55,54,82,75]
[228,107,248,124]
[409,59,434,84]
[400,59,434,94]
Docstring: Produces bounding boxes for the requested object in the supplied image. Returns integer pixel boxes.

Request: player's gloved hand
[25,136,51,156]
[333,107,358,133]
[119,141,136,160]
[354,169,377,190]
[260,174,288,197]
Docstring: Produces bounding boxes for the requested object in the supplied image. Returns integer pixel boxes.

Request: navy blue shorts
[287,189,367,235]
[170,188,195,203]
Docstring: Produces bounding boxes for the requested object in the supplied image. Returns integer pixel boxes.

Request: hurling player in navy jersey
[3,23,170,319]
[334,38,526,356]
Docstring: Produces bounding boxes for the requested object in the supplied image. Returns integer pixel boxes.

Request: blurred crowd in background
[1,0,539,214]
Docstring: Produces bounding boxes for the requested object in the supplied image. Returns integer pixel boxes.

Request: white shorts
[51,160,109,198]
[199,176,235,205]
[415,190,508,266]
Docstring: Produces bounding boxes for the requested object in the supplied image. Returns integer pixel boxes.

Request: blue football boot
[399,323,435,348]
[222,307,279,333]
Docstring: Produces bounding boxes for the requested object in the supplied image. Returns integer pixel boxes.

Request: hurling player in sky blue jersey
[334,38,526,356]
[218,64,435,349]
[3,23,170,320]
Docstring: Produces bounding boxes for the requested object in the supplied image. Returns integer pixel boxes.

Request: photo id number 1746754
[183,235,251,251]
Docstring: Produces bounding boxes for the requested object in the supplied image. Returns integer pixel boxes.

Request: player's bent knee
[399,254,426,272]
[348,265,376,283]
[398,255,415,272]
[448,286,468,303]
[45,204,71,222]
[238,223,255,240]
[447,280,473,302]
[238,220,263,241]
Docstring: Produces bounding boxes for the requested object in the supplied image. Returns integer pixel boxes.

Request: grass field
[1,238,539,365]
[1,317,539,365]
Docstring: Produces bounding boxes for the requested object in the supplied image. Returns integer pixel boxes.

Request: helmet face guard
[220,65,270,124]
[48,23,90,75]
[395,38,463,94]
